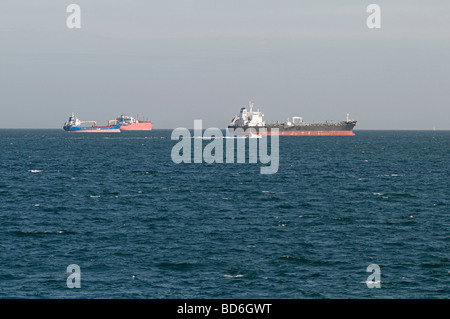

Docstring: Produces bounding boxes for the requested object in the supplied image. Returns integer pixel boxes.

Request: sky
[1,0,449,129]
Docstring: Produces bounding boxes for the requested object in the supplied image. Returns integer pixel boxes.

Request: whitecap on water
[28,170,43,173]
[224,274,244,278]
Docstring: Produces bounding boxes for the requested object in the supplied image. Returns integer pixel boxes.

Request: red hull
[120,122,153,131]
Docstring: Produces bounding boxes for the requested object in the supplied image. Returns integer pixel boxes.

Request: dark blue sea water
[0,129,449,299]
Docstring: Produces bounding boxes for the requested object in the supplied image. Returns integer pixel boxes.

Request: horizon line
[0,128,449,131]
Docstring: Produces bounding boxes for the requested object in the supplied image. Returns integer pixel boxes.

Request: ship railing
[80,120,97,126]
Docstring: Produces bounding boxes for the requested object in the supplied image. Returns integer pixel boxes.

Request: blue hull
[63,125,121,132]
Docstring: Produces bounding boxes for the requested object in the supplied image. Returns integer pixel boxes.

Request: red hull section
[261,130,355,136]
[120,122,153,131]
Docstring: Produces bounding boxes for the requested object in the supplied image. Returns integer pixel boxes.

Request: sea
[0,129,449,299]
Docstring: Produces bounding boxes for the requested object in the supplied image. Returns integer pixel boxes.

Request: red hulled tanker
[116,114,153,131]
[228,102,356,136]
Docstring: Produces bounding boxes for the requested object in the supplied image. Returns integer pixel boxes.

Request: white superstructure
[64,113,81,127]
[116,114,138,125]
[230,102,265,127]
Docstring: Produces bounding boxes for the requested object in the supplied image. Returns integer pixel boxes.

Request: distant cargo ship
[63,113,121,133]
[63,113,153,133]
[115,114,153,131]
[228,102,356,136]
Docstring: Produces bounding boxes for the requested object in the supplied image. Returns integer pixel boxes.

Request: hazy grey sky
[1,1,449,129]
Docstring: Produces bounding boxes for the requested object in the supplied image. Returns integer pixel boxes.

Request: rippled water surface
[0,129,449,298]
